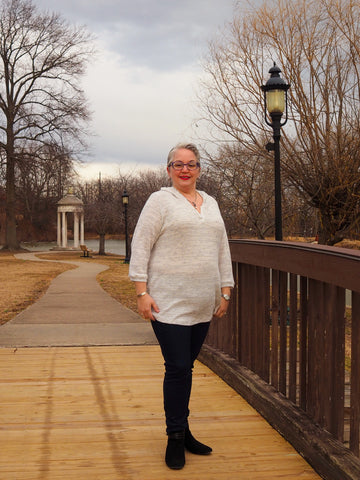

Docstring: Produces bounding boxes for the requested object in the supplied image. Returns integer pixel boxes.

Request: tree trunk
[4,144,20,251]
[318,212,345,246]
[98,233,106,255]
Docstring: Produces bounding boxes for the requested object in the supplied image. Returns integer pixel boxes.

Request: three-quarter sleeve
[129,193,163,282]
[218,226,235,288]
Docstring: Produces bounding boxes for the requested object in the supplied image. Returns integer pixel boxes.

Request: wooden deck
[0,345,321,479]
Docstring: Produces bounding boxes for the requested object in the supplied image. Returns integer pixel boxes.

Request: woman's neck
[174,185,196,195]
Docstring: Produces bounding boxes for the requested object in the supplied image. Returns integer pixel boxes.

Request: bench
[80,244,92,258]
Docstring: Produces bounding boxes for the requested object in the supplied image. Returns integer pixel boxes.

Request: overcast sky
[32,0,241,180]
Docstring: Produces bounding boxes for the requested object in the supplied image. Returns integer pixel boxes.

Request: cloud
[83,46,200,166]
[35,0,235,70]
[32,0,236,178]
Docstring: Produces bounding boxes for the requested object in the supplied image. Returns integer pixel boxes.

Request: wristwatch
[221,293,231,301]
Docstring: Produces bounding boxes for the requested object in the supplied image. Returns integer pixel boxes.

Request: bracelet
[137,291,147,297]
[221,293,231,301]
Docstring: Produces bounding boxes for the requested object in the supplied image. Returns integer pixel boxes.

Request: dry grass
[334,239,360,250]
[0,252,76,325]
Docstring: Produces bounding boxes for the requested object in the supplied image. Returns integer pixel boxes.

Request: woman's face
[167,148,200,191]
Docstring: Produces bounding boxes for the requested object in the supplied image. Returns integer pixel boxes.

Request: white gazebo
[57,191,84,249]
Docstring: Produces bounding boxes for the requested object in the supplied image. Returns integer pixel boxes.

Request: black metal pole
[124,202,130,263]
[271,113,283,241]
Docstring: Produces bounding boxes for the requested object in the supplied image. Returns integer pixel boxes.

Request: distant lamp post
[122,190,130,263]
[261,62,290,241]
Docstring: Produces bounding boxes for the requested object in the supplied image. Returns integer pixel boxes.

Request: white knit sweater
[129,187,234,326]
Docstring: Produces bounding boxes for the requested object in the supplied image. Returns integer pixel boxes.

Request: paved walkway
[0,252,156,347]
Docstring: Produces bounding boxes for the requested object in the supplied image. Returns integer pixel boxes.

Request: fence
[199,240,360,480]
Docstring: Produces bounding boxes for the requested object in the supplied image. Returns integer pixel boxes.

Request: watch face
[222,294,230,301]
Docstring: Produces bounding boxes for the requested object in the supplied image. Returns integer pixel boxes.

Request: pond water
[19,239,126,255]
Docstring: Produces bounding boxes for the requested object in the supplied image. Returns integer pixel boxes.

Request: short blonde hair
[167,143,200,166]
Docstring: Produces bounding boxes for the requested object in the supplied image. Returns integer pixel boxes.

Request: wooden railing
[199,240,360,480]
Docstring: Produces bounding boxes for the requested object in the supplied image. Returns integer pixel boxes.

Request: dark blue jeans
[151,320,210,434]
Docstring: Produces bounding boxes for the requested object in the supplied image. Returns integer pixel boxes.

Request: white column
[57,211,61,246]
[62,211,67,247]
[74,212,79,248]
[64,213,68,247]
[80,212,84,245]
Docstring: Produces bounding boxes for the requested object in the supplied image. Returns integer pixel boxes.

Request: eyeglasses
[169,161,200,171]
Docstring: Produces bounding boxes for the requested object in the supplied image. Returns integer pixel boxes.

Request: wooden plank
[350,292,360,455]
[331,286,345,441]
[289,273,298,403]
[255,266,270,382]
[299,276,308,410]
[322,282,333,431]
[237,262,244,364]
[228,260,238,358]
[0,346,320,480]
[307,279,322,421]
[279,271,288,396]
[271,269,280,389]
[240,263,251,368]
[249,265,257,371]
[263,267,271,384]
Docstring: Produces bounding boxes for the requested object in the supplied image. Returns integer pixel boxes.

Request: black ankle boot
[165,431,185,470]
[185,427,212,455]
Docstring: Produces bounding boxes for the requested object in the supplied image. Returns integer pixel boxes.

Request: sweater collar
[161,186,206,201]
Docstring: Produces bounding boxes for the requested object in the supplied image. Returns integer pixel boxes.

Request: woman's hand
[137,293,160,321]
[214,297,230,318]
[214,287,231,318]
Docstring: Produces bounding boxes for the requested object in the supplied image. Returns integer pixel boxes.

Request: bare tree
[77,169,169,255]
[127,168,169,230]
[16,144,74,240]
[0,0,93,250]
[198,0,360,244]
[83,176,118,255]
[203,144,275,238]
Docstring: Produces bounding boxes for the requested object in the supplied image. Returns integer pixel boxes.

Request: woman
[129,143,234,470]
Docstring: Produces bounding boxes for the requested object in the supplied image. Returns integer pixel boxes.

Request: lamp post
[122,190,130,263]
[261,62,290,241]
